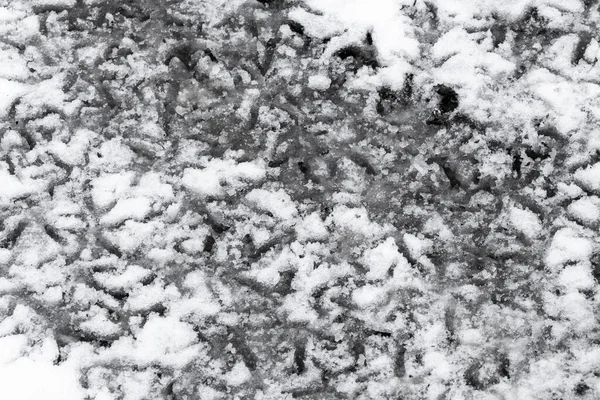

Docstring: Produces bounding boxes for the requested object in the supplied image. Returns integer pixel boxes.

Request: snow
[568,197,600,224]
[225,361,252,386]
[182,159,266,198]
[403,233,430,259]
[296,212,328,242]
[545,228,593,270]
[307,75,331,91]
[112,315,199,366]
[0,168,41,204]
[94,264,152,291]
[100,197,152,226]
[363,237,401,280]
[0,0,599,397]
[245,188,298,220]
[575,163,600,193]
[0,334,27,364]
[91,172,135,208]
[0,358,84,400]
[557,264,595,291]
[509,206,542,239]
[353,284,387,308]
[0,78,28,117]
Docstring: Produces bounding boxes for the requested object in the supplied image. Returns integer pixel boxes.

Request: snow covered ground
[1,0,600,398]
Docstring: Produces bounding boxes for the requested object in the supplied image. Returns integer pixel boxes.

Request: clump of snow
[403,233,431,259]
[362,237,401,280]
[353,284,387,308]
[111,315,199,366]
[225,361,252,387]
[245,188,298,220]
[308,75,331,91]
[546,228,593,270]
[557,264,595,291]
[94,264,152,291]
[329,206,385,238]
[100,197,152,226]
[91,172,135,208]
[575,163,600,193]
[0,358,84,400]
[568,196,600,224]
[296,212,328,242]
[182,158,266,198]
[509,206,542,239]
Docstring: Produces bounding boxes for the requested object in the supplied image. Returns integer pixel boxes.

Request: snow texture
[0,0,599,399]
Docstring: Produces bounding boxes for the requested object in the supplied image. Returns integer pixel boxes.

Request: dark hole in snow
[203,235,215,253]
[203,48,218,63]
[162,380,176,398]
[365,31,373,45]
[394,345,406,377]
[491,23,507,48]
[333,45,379,70]
[525,145,550,160]
[2,220,28,249]
[498,354,510,378]
[293,342,306,374]
[44,224,65,245]
[297,161,309,176]
[434,84,459,113]
[440,164,461,189]
[268,159,287,168]
[287,20,305,36]
[165,44,196,70]
[512,152,522,178]
[575,382,590,395]
[572,32,592,65]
